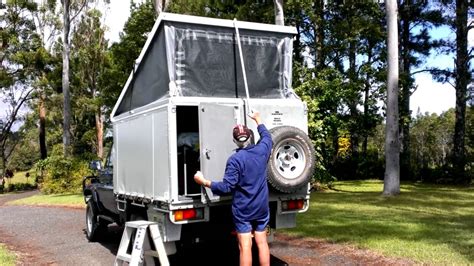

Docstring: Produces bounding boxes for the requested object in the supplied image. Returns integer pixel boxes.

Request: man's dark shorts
[234,212,269,233]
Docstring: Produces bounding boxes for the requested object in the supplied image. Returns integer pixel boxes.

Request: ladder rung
[125,220,156,228]
[116,253,132,262]
[144,250,160,258]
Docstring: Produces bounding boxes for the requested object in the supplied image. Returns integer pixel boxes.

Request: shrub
[35,155,91,194]
[3,182,37,192]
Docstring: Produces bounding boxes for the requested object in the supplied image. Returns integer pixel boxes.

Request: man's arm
[194,158,240,195]
[249,111,272,153]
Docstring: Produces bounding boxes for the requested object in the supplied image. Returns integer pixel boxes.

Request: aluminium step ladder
[114,220,170,266]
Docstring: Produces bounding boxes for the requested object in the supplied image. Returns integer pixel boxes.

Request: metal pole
[233,19,251,113]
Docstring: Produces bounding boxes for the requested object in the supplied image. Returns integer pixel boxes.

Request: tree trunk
[274,0,284,25]
[362,73,370,157]
[95,110,104,159]
[314,0,325,70]
[154,0,170,14]
[400,0,412,181]
[399,0,412,180]
[62,0,71,157]
[453,0,468,183]
[383,0,400,196]
[39,92,47,159]
[348,41,359,157]
[362,40,374,157]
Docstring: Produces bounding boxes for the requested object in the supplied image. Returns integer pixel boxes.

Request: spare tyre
[267,126,316,193]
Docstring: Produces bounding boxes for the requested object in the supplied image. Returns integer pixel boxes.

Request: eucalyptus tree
[384,0,400,195]
[71,9,108,158]
[28,0,62,160]
[60,0,98,157]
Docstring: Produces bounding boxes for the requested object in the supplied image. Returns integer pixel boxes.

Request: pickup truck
[83,12,315,255]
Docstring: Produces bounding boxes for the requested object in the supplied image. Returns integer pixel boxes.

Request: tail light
[173,208,204,222]
[281,199,305,211]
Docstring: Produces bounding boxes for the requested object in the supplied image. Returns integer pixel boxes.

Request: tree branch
[70,0,88,22]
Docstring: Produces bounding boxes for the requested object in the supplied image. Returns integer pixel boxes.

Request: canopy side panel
[115,25,170,116]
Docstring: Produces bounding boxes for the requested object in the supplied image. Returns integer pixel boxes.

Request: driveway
[0,191,414,265]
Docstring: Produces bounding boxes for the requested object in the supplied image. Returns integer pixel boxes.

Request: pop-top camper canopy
[111,13,297,117]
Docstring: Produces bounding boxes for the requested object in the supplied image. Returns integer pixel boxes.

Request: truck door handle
[205,149,211,159]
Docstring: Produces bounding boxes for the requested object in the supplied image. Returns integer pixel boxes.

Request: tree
[61,0,89,157]
[0,0,40,173]
[430,0,472,184]
[31,0,62,160]
[398,1,443,180]
[154,0,170,13]
[71,9,108,158]
[273,0,283,25]
[384,0,400,195]
[452,0,471,183]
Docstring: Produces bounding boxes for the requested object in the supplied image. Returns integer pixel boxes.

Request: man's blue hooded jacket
[210,124,273,222]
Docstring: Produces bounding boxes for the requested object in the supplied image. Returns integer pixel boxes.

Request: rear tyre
[267,126,316,193]
[86,201,105,241]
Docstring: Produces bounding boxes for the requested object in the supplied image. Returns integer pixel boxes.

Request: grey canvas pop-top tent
[111,12,298,118]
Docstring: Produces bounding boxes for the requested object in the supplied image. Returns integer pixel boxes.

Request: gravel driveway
[0,191,414,265]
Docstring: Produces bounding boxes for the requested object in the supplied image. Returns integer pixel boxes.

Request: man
[194,111,272,266]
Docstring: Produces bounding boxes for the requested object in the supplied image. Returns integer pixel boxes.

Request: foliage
[6,129,40,171]
[35,152,90,194]
[283,180,474,264]
[7,193,84,207]
[0,0,41,172]
[2,182,37,193]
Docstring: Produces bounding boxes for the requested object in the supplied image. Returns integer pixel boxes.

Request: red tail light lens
[281,199,305,211]
[173,208,204,221]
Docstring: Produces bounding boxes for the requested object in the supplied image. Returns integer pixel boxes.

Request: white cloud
[411,73,455,115]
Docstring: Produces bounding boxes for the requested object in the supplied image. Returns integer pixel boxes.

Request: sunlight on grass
[7,171,35,185]
[0,244,15,266]
[7,193,84,208]
[283,180,474,264]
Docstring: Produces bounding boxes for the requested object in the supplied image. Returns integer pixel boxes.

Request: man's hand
[249,110,262,125]
[194,171,210,187]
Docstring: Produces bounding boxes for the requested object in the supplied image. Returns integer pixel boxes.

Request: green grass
[7,193,84,208]
[0,244,15,266]
[282,180,474,264]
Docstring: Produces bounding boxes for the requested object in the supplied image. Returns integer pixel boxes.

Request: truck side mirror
[89,160,102,171]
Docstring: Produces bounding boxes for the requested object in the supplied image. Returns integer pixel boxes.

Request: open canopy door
[199,103,241,203]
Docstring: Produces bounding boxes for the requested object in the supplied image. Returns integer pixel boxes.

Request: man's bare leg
[254,231,270,266]
[237,232,253,266]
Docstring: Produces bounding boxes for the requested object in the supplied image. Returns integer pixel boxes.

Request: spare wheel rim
[273,138,306,180]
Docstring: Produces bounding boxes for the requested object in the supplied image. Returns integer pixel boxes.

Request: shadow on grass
[287,182,474,263]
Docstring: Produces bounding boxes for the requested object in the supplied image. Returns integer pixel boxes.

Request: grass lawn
[4,170,35,185]
[0,244,15,266]
[282,180,474,264]
[7,193,84,208]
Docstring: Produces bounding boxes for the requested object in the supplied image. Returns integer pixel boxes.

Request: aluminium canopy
[112,12,298,117]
